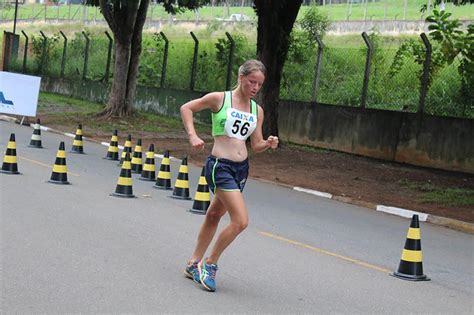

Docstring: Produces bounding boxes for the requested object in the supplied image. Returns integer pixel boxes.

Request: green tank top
[212,91,258,137]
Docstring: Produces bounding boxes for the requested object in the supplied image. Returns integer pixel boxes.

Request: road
[1,120,473,313]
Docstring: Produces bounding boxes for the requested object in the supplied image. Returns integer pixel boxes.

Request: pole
[13,0,19,34]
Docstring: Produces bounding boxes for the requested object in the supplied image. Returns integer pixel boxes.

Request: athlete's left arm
[250,105,279,153]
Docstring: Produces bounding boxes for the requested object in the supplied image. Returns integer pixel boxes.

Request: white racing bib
[224,107,257,140]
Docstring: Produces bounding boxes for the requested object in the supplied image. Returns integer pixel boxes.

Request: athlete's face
[239,70,265,98]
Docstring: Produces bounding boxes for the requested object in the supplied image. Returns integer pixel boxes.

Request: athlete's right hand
[189,134,205,151]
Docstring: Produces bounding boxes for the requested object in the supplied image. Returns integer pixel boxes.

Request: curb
[3,116,473,235]
[31,121,178,161]
[292,186,474,235]
[253,177,473,234]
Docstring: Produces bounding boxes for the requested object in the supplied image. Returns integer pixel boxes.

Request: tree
[91,0,303,138]
[254,0,303,137]
[88,0,206,118]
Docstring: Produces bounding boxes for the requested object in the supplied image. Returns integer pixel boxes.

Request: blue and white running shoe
[184,261,200,283]
[198,259,218,292]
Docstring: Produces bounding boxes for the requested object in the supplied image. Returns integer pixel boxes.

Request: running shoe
[184,260,200,283]
[198,258,218,292]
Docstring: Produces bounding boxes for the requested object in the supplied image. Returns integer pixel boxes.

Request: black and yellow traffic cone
[70,124,85,154]
[131,139,143,174]
[111,152,135,198]
[190,166,211,214]
[140,144,156,181]
[154,150,172,190]
[1,133,20,175]
[391,215,430,281]
[48,141,70,184]
[119,134,132,166]
[171,156,192,200]
[28,118,43,148]
[104,129,119,160]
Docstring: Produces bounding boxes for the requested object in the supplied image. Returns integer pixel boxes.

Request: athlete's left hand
[267,136,279,149]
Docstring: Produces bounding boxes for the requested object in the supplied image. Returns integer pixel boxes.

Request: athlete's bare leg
[190,196,226,262]
[206,189,248,264]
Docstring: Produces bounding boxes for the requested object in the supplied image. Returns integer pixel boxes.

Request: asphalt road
[1,120,473,314]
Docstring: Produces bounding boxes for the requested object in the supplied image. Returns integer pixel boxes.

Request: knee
[233,219,248,232]
[206,209,224,225]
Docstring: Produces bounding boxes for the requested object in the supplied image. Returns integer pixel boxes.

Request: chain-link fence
[366,46,421,112]
[3,29,472,119]
[425,62,469,118]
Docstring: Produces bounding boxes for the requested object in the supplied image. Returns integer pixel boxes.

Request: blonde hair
[238,59,266,77]
[235,60,266,89]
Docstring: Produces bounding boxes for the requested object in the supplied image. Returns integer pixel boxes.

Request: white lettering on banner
[0,72,41,117]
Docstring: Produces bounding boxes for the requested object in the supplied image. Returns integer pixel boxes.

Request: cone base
[390,272,430,281]
[70,151,86,154]
[110,192,136,198]
[153,185,172,190]
[28,145,43,149]
[104,156,119,161]
[189,208,207,215]
[48,179,70,185]
[0,170,21,175]
[169,195,192,200]
[139,177,156,182]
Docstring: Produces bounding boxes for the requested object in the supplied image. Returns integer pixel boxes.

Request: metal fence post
[311,35,325,103]
[21,30,28,74]
[39,31,47,74]
[160,31,169,88]
[418,33,432,114]
[2,31,12,72]
[360,32,373,109]
[82,31,90,80]
[104,31,113,83]
[190,31,199,91]
[59,31,67,78]
[225,32,235,91]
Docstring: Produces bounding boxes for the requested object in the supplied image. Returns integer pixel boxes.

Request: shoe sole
[198,261,216,292]
[184,269,200,283]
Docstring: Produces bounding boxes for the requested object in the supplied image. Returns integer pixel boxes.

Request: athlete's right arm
[180,92,223,151]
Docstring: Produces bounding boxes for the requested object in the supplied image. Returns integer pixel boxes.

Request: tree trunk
[104,38,132,118]
[255,0,303,137]
[125,0,150,109]
[98,0,144,118]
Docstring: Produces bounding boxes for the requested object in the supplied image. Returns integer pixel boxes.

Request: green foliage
[365,30,388,78]
[389,10,473,114]
[0,2,13,10]
[137,33,165,87]
[299,6,330,42]
[399,179,474,207]
[86,0,209,14]
[30,34,61,74]
[16,28,471,118]
[215,33,252,80]
[427,10,463,63]
[427,9,474,109]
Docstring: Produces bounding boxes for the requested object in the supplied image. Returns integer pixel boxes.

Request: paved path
[1,121,473,313]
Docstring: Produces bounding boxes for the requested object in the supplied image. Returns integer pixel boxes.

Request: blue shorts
[205,156,249,193]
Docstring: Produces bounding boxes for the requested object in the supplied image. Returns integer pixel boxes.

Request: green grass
[2,2,473,22]
[399,179,474,207]
[39,91,102,111]
[37,92,210,135]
